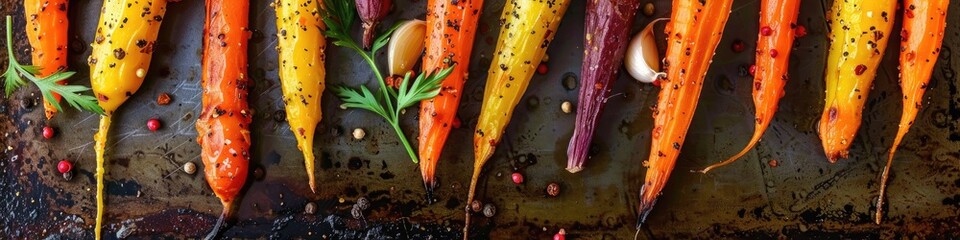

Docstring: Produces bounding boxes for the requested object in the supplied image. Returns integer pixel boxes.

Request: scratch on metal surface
[255,38,278,59]
[74,114,98,127]
[731,0,759,14]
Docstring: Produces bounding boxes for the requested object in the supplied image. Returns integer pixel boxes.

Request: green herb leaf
[371,21,403,54]
[396,65,454,110]
[2,15,104,115]
[332,85,389,120]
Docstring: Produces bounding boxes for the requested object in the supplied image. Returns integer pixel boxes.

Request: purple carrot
[566,0,642,173]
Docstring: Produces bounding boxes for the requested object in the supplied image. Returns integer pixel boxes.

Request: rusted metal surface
[2,0,960,239]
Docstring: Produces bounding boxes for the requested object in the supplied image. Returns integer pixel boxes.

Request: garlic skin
[387,19,427,76]
[625,19,666,83]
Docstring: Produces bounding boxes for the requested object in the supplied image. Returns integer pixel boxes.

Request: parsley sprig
[322,0,453,163]
[2,16,103,115]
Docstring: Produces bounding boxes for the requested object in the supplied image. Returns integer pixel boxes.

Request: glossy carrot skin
[417,0,483,194]
[876,0,949,224]
[197,0,250,234]
[698,0,800,173]
[88,0,168,238]
[819,0,896,162]
[637,0,733,226]
[566,0,641,173]
[24,0,69,119]
[466,0,570,238]
[274,0,326,193]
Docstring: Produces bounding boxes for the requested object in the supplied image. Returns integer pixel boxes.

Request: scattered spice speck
[42,126,55,139]
[157,93,171,105]
[546,182,560,197]
[182,162,196,174]
[305,202,317,215]
[553,228,566,240]
[511,172,524,185]
[642,2,655,16]
[470,200,483,212]
[482,203,496,217]
[352,128,366,140]
[147,118,161,131]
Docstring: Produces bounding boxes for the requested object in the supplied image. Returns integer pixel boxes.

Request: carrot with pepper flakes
[696,0,800,174]
[197,0,251,238]
[465,0,570,238]
[274,0,326,193]
[25,0,69,119]
[417,0,483,197]
[876,0,949,225]
[636,0,733,227]
[88,0,168,238]
[818,0,896,162]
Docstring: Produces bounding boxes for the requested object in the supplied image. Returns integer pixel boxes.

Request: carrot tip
[204,206,233,240]
[825,152,846,163]
[636,186,657,229]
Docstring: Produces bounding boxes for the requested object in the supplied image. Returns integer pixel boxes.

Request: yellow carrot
[466,0,571,238]
[274,0,327,193]
[819,0,897,162]
[88,0,168,238]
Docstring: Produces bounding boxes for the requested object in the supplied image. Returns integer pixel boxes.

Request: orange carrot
[24,0,69,119]
[417,0,483,197]
[637,0,733,227]
[876,0,949,224]
[697,0,800,173]
[197,0,251,238]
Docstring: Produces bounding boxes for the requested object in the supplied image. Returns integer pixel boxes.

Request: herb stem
[6,16,14,60]
[390,119,419,163]
[356,50,396,115]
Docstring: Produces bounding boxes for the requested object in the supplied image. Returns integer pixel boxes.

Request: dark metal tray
[2,0,959,238]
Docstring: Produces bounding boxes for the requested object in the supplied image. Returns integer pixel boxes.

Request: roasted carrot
[566,0,641,173]
[197,0,251,238]
[697,0,801,173]
[636,0,733,227]
[88,0,168,238]
[24,0,69,119]
[274,0,326,193]
[417,0,483,196]
[819,0,897,162]
[465,0,570,238]
[876,0,950,224]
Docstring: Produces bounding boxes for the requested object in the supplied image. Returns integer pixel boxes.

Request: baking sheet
[1,0,960,238]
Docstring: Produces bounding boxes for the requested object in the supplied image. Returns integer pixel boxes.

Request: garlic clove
[388,19,427,76]
[625,18,667,83]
